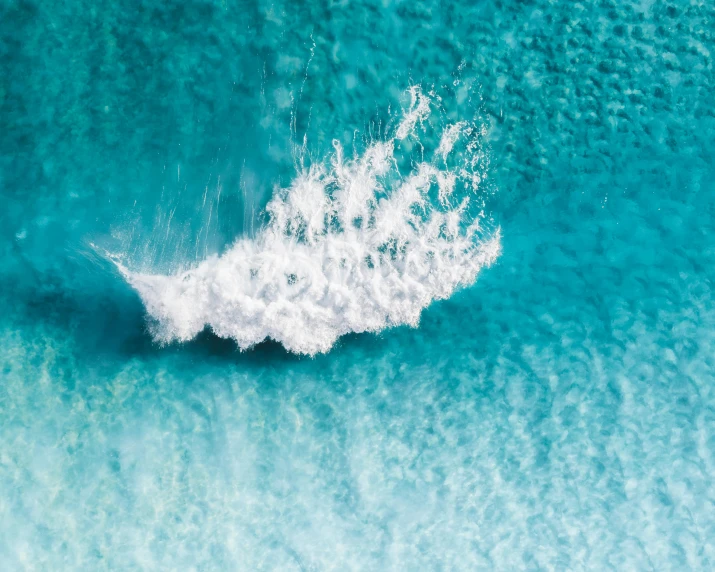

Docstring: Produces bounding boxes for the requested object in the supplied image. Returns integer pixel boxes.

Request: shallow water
[1,0,714,569]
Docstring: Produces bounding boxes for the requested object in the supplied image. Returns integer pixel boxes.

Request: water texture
[1,0,714,569]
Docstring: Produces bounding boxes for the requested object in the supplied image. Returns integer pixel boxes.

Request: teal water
[2,0,715,569]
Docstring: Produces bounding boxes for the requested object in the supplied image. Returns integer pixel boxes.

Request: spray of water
[116,87,501,355]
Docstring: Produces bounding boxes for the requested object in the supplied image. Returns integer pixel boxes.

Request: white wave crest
[118,88,501,355]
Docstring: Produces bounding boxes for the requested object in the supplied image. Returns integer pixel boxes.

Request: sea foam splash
[118,87,501,355]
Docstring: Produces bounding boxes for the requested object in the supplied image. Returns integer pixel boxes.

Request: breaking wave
[117,87,501,355]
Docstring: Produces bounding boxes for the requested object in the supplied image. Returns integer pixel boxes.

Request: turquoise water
[1,0,714,569]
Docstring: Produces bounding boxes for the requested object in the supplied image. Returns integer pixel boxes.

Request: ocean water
[1,0,714,569]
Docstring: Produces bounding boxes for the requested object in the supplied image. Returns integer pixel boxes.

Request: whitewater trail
[117,87,501,355]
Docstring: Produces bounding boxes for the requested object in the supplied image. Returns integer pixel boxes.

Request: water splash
[117,88,501,355]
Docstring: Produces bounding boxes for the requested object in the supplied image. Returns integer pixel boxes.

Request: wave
[116,87,501,355]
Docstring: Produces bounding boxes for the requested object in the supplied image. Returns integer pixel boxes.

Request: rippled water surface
[1,0,714,569]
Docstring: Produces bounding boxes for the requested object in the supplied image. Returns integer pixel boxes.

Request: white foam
[436,121,467,162]
[118,88,501,355]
